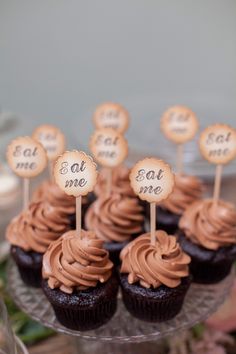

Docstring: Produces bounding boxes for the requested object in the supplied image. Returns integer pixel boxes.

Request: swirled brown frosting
[85,194,144,243]
[42,230,113,293]
[94,165,135,197]
[160,174,204,215]
[6,202,70,253]
[120,231,190,288]
[32,180,87,213]
[179,199,236,250]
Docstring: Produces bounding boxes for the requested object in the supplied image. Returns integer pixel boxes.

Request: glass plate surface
[7,261,234,344]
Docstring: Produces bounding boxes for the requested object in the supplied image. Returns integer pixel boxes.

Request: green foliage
[0,260,54,344]
[192,323,206,339]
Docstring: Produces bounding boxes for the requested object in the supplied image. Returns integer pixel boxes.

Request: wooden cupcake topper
[6,136,47,209]
[161,106,199,174]
[90,128,128,196]
[130,158,175,245]
[93,102,129,134]
[54,150,98,237]
[199,124,236,206]
[32,124,66,179]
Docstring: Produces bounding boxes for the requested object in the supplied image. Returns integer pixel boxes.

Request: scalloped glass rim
[7,261,234,344]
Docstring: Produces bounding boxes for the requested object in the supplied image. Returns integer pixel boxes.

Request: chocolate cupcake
[42,230,119,331]
[119,230,191,322]
[32,180,91,227]
[6,201,71,287]
[149,174,204,234]
[178,198,236,284]
[85,193,145,265]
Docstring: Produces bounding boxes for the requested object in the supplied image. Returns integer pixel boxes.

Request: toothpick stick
[150,202,156,246]
[213,164,223,207]
[48,161,54,182]
[76,195,82,238]
[23,178,30,209]
[176,144,184,174]
[106,168,113,197]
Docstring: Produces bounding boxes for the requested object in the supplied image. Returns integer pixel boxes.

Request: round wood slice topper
[6,136,47,178]
[93,102,129,133]
[130,158,175,203]
[90,128,128,168]
[54,151,98,197]
[161,105,198,144]
[32,124,65,161]
[199,124,236,165]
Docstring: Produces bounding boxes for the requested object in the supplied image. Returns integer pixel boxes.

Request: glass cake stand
[7,261,234,354]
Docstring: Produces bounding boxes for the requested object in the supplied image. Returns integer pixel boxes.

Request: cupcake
[32,180,91,227]
[178,199,236,284]
[119,230,191,322]
[6,201,71,287]
[85,193,145,265]
[94,165,136,198]
[42,230,119,331]
[152,174,204,234]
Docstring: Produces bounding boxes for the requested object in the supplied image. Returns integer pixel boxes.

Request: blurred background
[0,1,236,353]
[0,0,236,171]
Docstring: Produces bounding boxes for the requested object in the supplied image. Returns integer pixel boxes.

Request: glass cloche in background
[0,111,21,251]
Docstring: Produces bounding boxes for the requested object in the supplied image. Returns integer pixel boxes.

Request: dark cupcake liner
[178,231,236,284]
[104,225,147,266]
[145,205,181,235]
[42,274,119,331]
[67,213,76,229]
[156,206,181,235]
[119,273,191,322]
[11,246,43,288]
[104,240,130,266]
[87,191,97,204]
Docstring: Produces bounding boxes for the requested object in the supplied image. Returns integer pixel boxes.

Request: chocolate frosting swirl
[120,231,190,288]
[42,230,113,293]
[179,198,236,250]
[85,194,144,243]
[160,174,204,215]
[32,180,87,213]
[6,202,70,253]
[94,165,135,197]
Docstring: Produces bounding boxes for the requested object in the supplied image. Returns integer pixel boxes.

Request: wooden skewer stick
[213,164,223,207]
[106,168,113,197]
[23,178,30,210]
[176,144,184,175]
[76,195,82,238]
[48,161,54,182]
[150,202,156,246]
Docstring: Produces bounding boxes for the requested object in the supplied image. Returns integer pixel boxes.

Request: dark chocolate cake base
[11,246,43,288]
[156,206,181,235]
[104,240,130,266]
[119,273,191,322]
[67,213,76,229]
[178,231,236,284]
[104,226,146,266]
[42,274,119,331]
